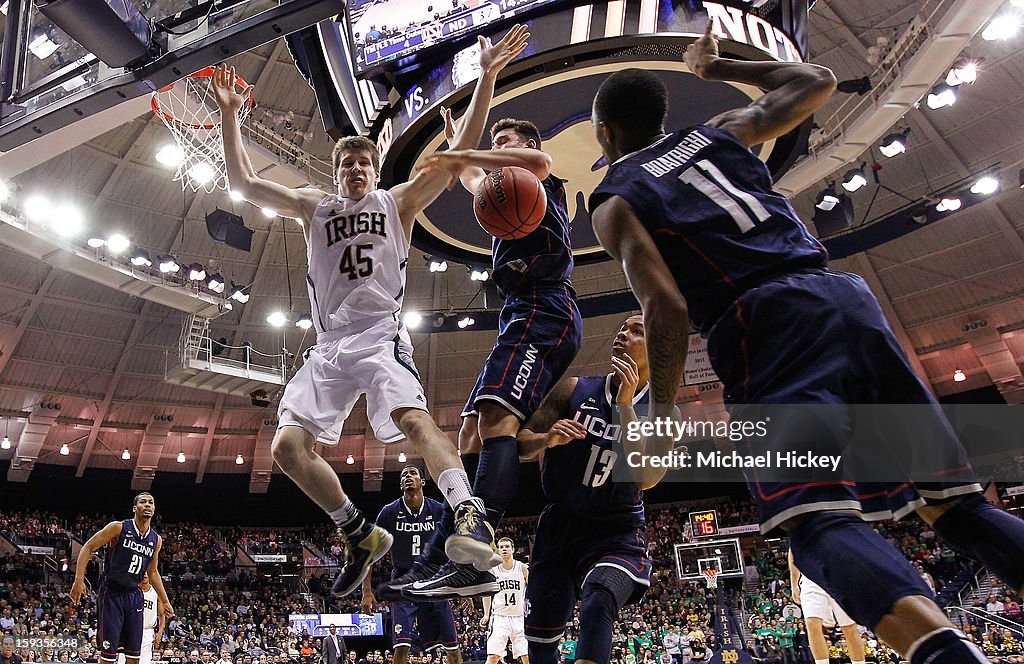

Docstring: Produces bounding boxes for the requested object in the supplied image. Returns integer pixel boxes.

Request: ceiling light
[106,233,130,254]
[87,237,105,248]
[970,176,999,195]
[207,273,226,293]
[295,314,313,330]
[59,443,70,456]
[953,369,966,382]
[155,144,184,167]
[1,436,10,450]
[398,451,407,462]
[122,449,131,460]
[176,451,186,463]
[935,197,962,213]
[879,128,910,158]
[457,316,475,329]
[188,162,215,186]
[235,454,245,465]
[51,203,85,238]
[429,259,448,273]
[23,195,52,223]
[158,255,180,273]
[187,263,207,281]
[130,249,152,267]
[229,190,245,202]
[815,185,840,211]
[946,62,978,86]
[841,167,867,192]
[266,311,287,327]
[926,84,956,109]
[982,14,1020,41]
[470,269,489,282]
[346,454,355,465]
[404,311,422,328]
[229,283,250,303]
[261,208,277,218]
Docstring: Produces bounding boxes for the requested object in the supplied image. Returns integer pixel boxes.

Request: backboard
[674,538,744,583]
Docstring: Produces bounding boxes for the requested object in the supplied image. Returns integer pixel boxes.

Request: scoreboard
[689,509,720,537]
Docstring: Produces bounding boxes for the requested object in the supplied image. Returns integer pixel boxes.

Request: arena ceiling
[0,0,1022,485]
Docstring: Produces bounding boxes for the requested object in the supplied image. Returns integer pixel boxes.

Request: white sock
[852,660,866,664]
[328,498,358,526]
[437,468,474,509]
[815,659,829,664]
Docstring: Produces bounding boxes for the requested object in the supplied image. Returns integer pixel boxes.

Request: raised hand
[478,24,530,76]
[545,418,588,448]
[684,21,721,80]
[211,64,248,113]
[440,106,458,148]
[415,151,470,190]
[612,353,641,405]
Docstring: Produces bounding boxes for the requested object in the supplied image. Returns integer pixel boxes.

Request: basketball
[473,166,547,240]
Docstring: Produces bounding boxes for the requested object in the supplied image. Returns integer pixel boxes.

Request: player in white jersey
[789,550,865,664]
[481,538,529,664]
[212,24,529,597]
[118,576,164,664]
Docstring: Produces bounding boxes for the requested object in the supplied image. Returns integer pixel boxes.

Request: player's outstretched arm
[518,376,580,460]
[147,538,174,618]
[592,196,687,426]
[787,550,801,605]
[685,22,836,149]
[212,64,324,223]
[419,147,552,186]
[70,521,121,603]
[393,27,529,234]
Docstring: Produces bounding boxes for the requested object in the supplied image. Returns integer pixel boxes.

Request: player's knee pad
[475,436,520,525]
[527,640,559,664]
[931,493,1024,593]
[789,511,932,630]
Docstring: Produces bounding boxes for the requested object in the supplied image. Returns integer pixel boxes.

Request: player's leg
[526,511,581,664]
[96,588,120,664]
[392,601,418,664]
[275,341,391,595]
[801,618,829,664]
[418,602,460,664]
[120,589,144,664]
[510,616,530,664]
[839,624,865,664]
[486,616,513,664]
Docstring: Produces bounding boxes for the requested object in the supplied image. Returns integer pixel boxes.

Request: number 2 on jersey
[679,160,770,233]
[411,534,421,557]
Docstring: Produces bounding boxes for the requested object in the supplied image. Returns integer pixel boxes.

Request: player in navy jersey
[514,315,667,664]
[588,23,1024,664]
[70,493,173,664]
[404,67,582,598]
[362,467,466,664]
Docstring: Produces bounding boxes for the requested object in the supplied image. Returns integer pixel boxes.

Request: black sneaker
[444,499,502,571]
[331,525,393,596]
[374,561,442,602]
[401,561,499,600]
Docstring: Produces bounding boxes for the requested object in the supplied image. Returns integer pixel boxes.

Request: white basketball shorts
[799,576,854,627]
[487,615,528,658]
[278,316,427,444]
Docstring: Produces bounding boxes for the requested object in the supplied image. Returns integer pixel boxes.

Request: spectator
[1,638,23,664]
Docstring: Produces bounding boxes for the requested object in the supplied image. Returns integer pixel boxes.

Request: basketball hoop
[701,569,720,589]
[151,66,254,193]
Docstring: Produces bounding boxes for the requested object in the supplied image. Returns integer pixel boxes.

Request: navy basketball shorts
[96,585,144,661]
[524,506,650,645]
[707,268,981,535]
[391,600,459,652]
[463,284,581,422]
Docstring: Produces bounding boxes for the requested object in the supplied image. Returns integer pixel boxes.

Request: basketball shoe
[444,499,502,571]
[375,560,443,602]
[401,561,499,600]
[332,524,393,596]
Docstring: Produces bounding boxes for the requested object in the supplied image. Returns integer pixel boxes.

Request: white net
[702,570,719,589]
[152,69,253,193]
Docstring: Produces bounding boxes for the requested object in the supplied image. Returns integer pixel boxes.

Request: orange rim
[151,66,253,130]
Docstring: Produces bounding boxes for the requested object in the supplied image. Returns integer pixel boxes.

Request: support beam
[76,301,154,476]
[6,403,62,482]
[195,393,227,483]
[249,417,278,493]
[0,269,57,380]
[132,414,175,490]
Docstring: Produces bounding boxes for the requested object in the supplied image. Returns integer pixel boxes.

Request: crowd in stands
[2,496,1023,664]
